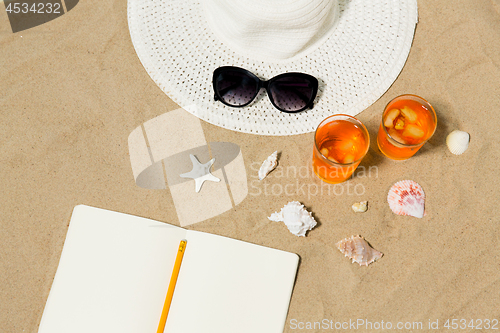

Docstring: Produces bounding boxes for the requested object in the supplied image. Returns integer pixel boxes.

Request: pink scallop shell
[387,180,425,218]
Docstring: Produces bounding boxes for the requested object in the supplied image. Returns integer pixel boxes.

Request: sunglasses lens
[215,70,259,107]
[269,76,317,112]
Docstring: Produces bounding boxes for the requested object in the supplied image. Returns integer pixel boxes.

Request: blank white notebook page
[38,205,187,333]
[165,230,299,333]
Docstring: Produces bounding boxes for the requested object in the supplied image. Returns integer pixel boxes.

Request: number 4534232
[444,319,498,330]
[5,2,61,14]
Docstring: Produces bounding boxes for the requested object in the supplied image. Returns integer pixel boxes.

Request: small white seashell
[336,235,383,266]
[258,151,278,180]
[446,130,470,155]
[352,201,368,213]
[268,201,317,237]
[387,180,425,218]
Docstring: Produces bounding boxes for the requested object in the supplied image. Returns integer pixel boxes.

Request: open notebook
[38,205,299,333]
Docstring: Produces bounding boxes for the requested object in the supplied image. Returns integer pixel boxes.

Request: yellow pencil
[157,239,187,333]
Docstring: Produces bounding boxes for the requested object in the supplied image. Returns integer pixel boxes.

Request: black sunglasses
[213,66,318,113]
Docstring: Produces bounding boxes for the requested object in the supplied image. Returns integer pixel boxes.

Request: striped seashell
[446,130,470,155]
[387,180,425,218]
[336,235,383,266]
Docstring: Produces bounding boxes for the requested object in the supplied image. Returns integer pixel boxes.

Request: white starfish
[180,154,220,193]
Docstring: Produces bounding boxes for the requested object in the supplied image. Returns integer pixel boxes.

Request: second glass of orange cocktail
[377,94,437,160]
[312,114,370,184]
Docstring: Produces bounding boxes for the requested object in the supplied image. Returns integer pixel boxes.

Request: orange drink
[377,95,437,160]
[313,115,370,184]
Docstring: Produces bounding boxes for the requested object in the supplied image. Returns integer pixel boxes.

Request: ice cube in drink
[313,115,370,183]
[377,95,437,160]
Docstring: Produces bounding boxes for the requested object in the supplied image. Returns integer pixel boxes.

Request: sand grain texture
[0,1,499,332]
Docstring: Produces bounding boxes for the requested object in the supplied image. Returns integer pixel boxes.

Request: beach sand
[0,0,499,332]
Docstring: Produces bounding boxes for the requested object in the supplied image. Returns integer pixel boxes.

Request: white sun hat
[128,0,418,136]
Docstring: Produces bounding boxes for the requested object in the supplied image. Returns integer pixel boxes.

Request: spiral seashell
[268,201,317,237]
[336,235,383,266]
[446,130,470,155]
[258,151,278,180]
[387,180,425,218]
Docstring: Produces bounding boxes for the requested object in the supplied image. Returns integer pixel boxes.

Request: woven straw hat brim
[128,0,418,136]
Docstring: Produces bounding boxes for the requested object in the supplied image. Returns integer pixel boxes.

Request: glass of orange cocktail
[313,114,370,184]
[377,95,437,160]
